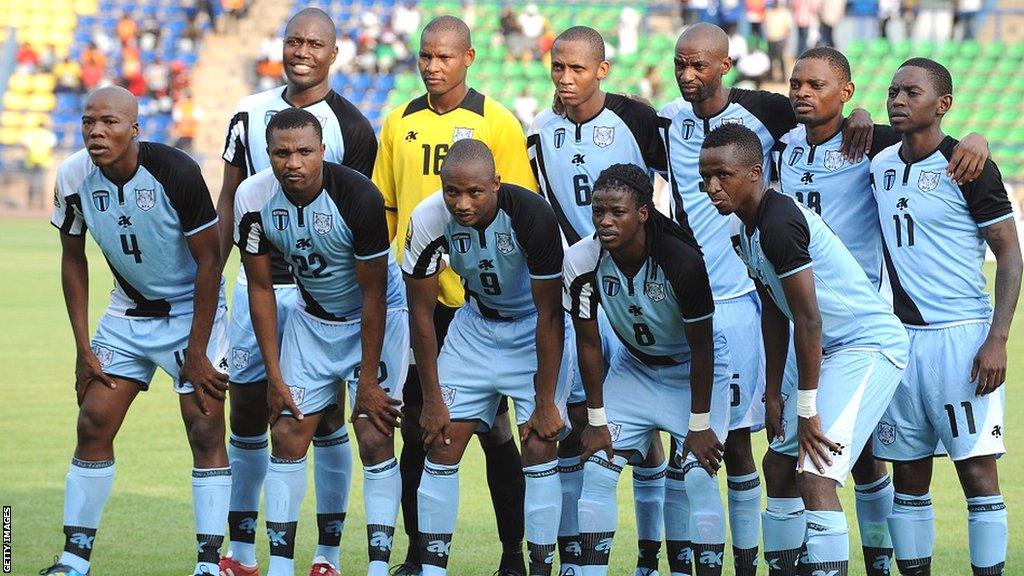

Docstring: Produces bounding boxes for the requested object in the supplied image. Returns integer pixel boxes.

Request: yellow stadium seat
[32,74,57,93]
[1,111,24,129]
[0,127,24,146]
[27,93,56,112]
[3,92,29,110]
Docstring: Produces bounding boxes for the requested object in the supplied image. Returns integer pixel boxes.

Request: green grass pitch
[0,217,1020,575]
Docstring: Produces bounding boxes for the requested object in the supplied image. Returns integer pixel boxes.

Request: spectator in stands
[514,87,539,128]
[181,14,203,52]
[145,57,171,97]
[518,4,546,58]
[121,46,148,97]
[791,0,819,54]
[54,57,82,94]
[954,0,981,40]
[23,123,56,208]
[171,90,201,153]
[817,0,845,46]
[901,0,920,37]
[539,23,556,65]
[221,0,246,34]
[746,0,768,42]
[765,0,791,82]
[708,0,745,34]
[39,44,57,73]
[139,14,163,51]
[117,13,137,47]
[618,6,642,56]
[15,42,39,73]
[878,0,900,38]
[90,24,114,54]
[334,34,358,74]
[393,2,421,40]
[639,64,664,102]
[260,31,283,64]
[680,0,708,26]
[501,6,529,61]
[81,42,106,69]
[255,57,283,91]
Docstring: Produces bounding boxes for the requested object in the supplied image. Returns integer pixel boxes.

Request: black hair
[554,26,606,61]
[797,46,851,83]
[899,57,953,96]
[422,15,472,50]
[702,123,763,168]
[593,163,702,263]
[439,138,495,180]
[266,107,323,144]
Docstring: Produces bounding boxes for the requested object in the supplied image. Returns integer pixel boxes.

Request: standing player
[216,8,377,575]
[402,139,571,576]
[527,26,669,576]
[374,16,534,576]
[563,164,732,576]
[703,123,910,576]
[235,108,410,576]
[870,59,1021,576]
[775,47,991,576]
[42,86,230,576]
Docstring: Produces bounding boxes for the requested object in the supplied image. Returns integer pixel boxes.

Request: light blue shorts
[873,321,1004,462]
[91,305,229,394]
[568,308,621,406]
[603,334,732,464]
[228,279,299,384]
[772,348,903,486]
[438,307,575,431]
[716,292,766,432]
[279,307,411,416]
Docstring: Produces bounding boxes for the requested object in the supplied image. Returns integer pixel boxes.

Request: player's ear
[637,202,649,224]
[492,172,501,193]
[937,93,953,117]
[464,46,476,67]
[721,56,733,75]
[841,80,855,104]
[597,60,610,81]
[131,120,139,139]
[749,162,762,182]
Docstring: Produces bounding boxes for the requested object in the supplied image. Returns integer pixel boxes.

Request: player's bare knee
[723,428,755,472]
[954,456,1000,498]
[891,459,932,496]
[762,450,798,497]
[520,431,557,467]
[75,406,115,451]
[479,410,513,447]
[269,417,313,461]
[186,413,226,458]
[316,405,345,436]
[795,472,841,510]
[850,446,887,484]
[353,419,395,464]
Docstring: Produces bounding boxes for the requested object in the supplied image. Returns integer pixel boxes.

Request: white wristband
[587,407,608,427]
[688,412,711,432]
[797,389,818,418]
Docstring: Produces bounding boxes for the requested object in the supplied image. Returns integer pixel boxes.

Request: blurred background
[2,0,1024,212]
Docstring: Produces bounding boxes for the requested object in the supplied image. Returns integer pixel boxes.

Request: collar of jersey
[896,134,952,166]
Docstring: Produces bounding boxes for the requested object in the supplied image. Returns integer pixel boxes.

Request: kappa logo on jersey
[571,153,586,165]
[496,232,515,254]
[699,550,724,567]
[231,347,250,370]
[426,539,451,557]
[992,425,1003,438]
[554,127,566,148]
[788,147,805,166]
[135,188,156,211]
[370,531,394,551]
[896,197,909,210]
[644,281,665,302]
[91,190,111,212]
[876,421,896,446]
[593,126,615,148]
[602,276,621,297]
[296,238,312,250]
[405,130,418,142]
[452,127,474,141]
[918,170,941,192]
[288,385,305,407]
[628,304,643,317]
[883,169,897,191]
[479,258,495,270]
[451,232,472,254]
[823,149,845,172]
[272,208,290,230]
[69,532,94,550]
[440,386,456,407]
[313,211,333,235]
[681,118,696,140]
[92,344,113,367]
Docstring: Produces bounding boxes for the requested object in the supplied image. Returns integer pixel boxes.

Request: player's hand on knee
[520,401,564,443]
[351,378,402,436]
[420,399,451,450]
[840,108,873,163]
[267,377,303,425]
[796,415,840,475]
[580,424,614,463]
[972,336,1008,396]
[74,350,117,406]
[764,394,784,443]
[681,429,724,475]
[181,352,228,416]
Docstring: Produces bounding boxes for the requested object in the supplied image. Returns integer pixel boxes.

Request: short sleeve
[372,112,398,211]
[490,103,539,191]
[222,109,248,168]
[759,198,812,278]
[51,154,88,236]
[236,211,269,255]
[562,238,601,320]
[660,240,715,323]
[733,89,797,142]
[509,188,563,279]
[961,160,1014,227]
[329,93,378,179]
[144,144,218,236]
[401,193,449,277]
[342,178,392,260]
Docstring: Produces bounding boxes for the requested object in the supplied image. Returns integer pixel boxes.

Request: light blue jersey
[403,184,564,319]
[527,93,667,246]
[660,89,793,300]
[734,190,909,366]
[235,162,406,320]
[52,144,223,318]
[870,136,1014,326]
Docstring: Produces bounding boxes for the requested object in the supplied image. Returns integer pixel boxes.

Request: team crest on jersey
[452,127,474,141]
[91,190,110,212]
[788,147,805,167]
[231,347,250,370]
[593,126,615,148]
[681,119,696,140]
[823,150,845,172]
[883,169,897,191]
[554,127,566,148]
[876,421,897,446]
[495,232,515,255]
[917,171,941,192]
[272,208,290,231]
[313,211,333,235]
[135,188,156,211]
[602,276,621,297]
[644,281,665,302]
[451,232,472,254]
[440,386,456,407]
[91,344,113,367]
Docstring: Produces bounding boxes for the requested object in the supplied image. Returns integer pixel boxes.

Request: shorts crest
[231,347,250,370]
[876,421,896,446]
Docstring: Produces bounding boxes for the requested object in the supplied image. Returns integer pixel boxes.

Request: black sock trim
[266,521,298,559]
[732,545,759,575]
[527,542,555,575]
[228,511,258,544]
[367,523,395,563]
[558,535,583,564]
[691,543,726,573]
[666,540,693,573]
[972,561,1005,576]
[579,531,615,566]
[63,525,97,560]
[196,534,224,565]
[764,548,802,576]
[420,532,453,568]
[637,539,661,569]
[804,559,849,575]
[317,512,346,547]
[896,557,932,573]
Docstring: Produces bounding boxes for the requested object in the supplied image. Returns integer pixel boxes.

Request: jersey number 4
[120,233,142,263]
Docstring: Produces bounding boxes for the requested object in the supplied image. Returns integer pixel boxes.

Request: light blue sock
[578,455,625,576]
[59,458,116,575]
[524,460,561,576]
[967,495,1007,574]
[854,475,894,576]
[682,462,725,575]
[265,457,307,576]
[364,457,401,576]
[313,426,352,568]
[192,467,231,574]
[558,456,584,576]
[633,460,666,575]
[418,460,460,576]
[888,492,934,575]
[664,465,692,576]
[762,497,804,576]
[227,432,268,566]
[726,471,761,575]
[804,510,849,574]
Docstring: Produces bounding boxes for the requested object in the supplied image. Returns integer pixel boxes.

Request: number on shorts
[730,381,741,407]
[944,401,977,438]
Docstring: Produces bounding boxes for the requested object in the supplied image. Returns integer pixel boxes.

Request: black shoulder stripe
[402,94,430,118]
[459,88,485,117]
[61,193,85,235]
[412,236,449,278]
[569,270,598,319]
